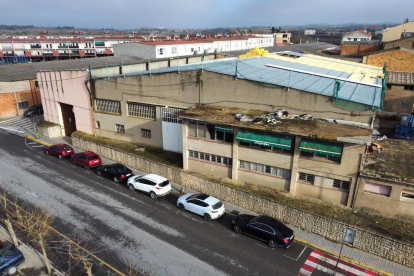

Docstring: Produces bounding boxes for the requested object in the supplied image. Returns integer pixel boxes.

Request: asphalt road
[0,130,315,276]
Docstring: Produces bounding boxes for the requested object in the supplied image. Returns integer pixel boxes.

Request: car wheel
[268,239,276,248]
[58,154,62,159]
[7,266,17,275]
[178,203,185,210]
[233,225,241,234]
[83,164,89,170]
[45,150,49,155]
[128,184,135,191]
[150,191,157,199]
[114,177,119,183]
[204,213,212,221]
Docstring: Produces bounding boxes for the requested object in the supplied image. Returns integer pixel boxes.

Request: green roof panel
[236,129,293,150]
[300,139,343,157]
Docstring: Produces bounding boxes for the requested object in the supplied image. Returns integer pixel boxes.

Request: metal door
[161,107,183,153]
[61,103,77,136]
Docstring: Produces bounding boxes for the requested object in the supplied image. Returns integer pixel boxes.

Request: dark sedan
[96,163,134,183]
[45,143,74,159]
[232,215,295,248]
[0,245,25,275]
[23,104,43,117]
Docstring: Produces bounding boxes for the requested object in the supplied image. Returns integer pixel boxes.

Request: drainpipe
[11,82,20,116]
[84,78,97,137]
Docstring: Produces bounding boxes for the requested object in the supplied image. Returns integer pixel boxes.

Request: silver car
[127,173,171,199]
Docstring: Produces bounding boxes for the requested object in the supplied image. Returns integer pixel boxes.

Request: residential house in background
[382,21,414,43]
[342,30,371,42]
[383,36,414,50]
[274,32,291,46]
[383,71,414,114]
[304,30,316,35]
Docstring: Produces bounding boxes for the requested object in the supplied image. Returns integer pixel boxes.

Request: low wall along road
[73,135,414,268]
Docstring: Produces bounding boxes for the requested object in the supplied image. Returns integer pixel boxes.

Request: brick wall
[73,135,414,268]
[365,50,414,72]
[340,44,381,56]
[0,81,41,118]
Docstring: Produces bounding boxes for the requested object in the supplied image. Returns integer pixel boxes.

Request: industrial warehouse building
[37,51,389,209]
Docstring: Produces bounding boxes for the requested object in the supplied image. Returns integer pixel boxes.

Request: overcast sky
[2,0,412,29]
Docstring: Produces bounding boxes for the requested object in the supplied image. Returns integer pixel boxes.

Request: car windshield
[62,145,72,150]
[212,201,223,210]
[187,193,208,200]
[89,155,99,160]
[158,180,170,187]
[0,249,15,257]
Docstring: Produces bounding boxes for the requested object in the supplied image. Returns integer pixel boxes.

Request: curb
[295,238,394,276]
[27,135,52,146]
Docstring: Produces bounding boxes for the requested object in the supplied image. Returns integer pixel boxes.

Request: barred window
[333,179,351,191]
[239,160,291,179]
[95,99,121,114]
[188,150,232,166]
[161,107,183,124]
[141,128,151,138]
[115,124,125,133]
[128,102,156,119]
[298,172,315,184]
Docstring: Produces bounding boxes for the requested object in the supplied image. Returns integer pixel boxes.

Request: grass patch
[72,131,182,168]
[37,120,60,127]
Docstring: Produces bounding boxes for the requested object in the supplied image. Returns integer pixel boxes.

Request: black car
[232,215,295,248]
[96,163,134,183]
[23,104,43,117]
[0,243,25,276]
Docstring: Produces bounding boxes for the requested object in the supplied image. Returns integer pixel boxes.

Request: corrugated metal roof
[100,55,383,108]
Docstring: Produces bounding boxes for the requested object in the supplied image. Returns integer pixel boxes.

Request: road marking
[254,242,267,249]
[96,176,104,179]
[0,126,25,133]
[28,142,38,144]
[284,245,307,261]
[59,160,65,163]
[32,145,45,148]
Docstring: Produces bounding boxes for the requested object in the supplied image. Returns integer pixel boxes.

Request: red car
[70,151,102,169]
[45,143,74,159]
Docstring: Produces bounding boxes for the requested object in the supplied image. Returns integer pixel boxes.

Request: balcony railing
[85,53,96,56]
[58,45,68,48]
[31,45,41,48]
[59,52,69,56]
[43,53,53,56]
[69,45,79,48]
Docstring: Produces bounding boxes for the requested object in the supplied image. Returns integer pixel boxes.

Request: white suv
[177,193,225,220]
[127,173,171,199]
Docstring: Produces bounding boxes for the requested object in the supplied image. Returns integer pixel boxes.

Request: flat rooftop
[0,55,147,82]
[177,105,372,143]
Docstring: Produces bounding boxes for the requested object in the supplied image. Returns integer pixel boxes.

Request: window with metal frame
[95,99,121,114]
[333,179,351,191]
[141,128,151,138]
[188,150,232,166]
[128,102,156,119]
[115,124,125,133]
[18,101,29,109]
[401,189,414,202]
[161,107,182,124]
[298,172,315,184]
[364,183,391,196]
[239,160,291,179]
[400,102,411,108]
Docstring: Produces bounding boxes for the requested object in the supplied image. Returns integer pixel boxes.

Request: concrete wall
[72,134,414,268]
[0,80,41,117]
[113,43,156,59]
[355,177,414,219]
[384,37,414,50]
[38,124,63,138]
[340,43,381,56]
[383,84,414,114]
[364,49,414,72]
[37,70,94,135]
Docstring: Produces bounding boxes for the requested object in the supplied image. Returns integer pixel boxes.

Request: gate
[61,103,77,136]
[161,107,183,153]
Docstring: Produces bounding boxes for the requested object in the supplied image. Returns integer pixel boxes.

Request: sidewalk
[28,133,414,276]
[0,226,66,276]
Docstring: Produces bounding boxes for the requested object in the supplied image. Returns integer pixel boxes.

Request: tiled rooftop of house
[177,105,372,144]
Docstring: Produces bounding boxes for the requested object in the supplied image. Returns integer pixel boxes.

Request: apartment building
[113,36,275,59]
[382,21,414,43]
[0,36,144,61]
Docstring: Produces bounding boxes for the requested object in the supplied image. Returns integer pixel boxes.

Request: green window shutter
[236,129,293,150]
[215,126,234,133]
[299,139,343,157]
